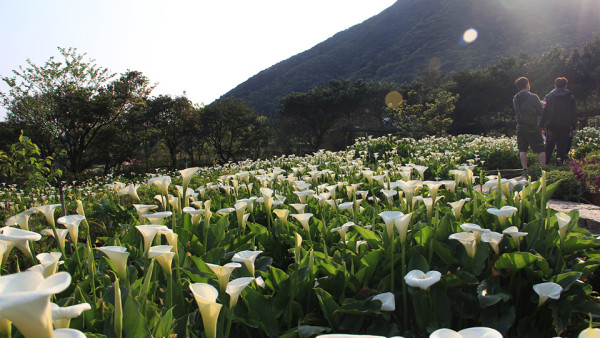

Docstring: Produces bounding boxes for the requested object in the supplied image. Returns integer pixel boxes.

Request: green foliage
[0,131,61,189]
[200,97,268,163]
[525,165,582,201]
[391,89,457,138]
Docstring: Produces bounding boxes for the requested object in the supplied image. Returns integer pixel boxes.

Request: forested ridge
[225,0,600,116]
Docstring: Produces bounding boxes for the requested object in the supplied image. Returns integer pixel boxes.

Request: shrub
[526,165,582,201]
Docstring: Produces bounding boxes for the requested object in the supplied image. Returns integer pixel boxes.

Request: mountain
[224,0,600,116]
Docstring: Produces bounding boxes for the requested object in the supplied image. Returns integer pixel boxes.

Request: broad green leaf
[495,252,545,271]
[315,288,340,329]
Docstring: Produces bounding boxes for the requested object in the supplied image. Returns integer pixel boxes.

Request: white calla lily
[226,277,255,307]
[404,269,441,290]
[97,246,130,281]
[372,292,395,311]
[51,302,92,329]
[533,282,563,306]
[232,250,263,277]
[0,270,71,338]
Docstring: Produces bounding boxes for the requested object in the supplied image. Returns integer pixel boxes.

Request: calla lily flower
[556,212,571,242]
[226,277,255,307]
[533,282,563,306]
[260,187,275,214]
[395,213,412,244]
[41,228,69,253]
[160,228,179,249]
[206,262,242,293]
[379,211,404,238]
[135,225,169,255]
[291,213,313,232]
[372,292,395,311]
[148,245,175,276]
[460,223,489,242]
[5,208,36,230]
[404,269,441,290]
[189,283,222,338]
[423,181,444,201]
[449,232,477,258]
[232,250,263,277]
[441,180,456,193]
[36,204,62,228]
[273,208,290,226]
[216,207,235,216]
[57,215,85,246]
[0,270,71,338]
[337,201,354,211]
[133,204,159,223]
[53,328,87,337]
[51,302,91,329]
[414,196,443,219]
[117,184,141,202]
[179,167,201,187]
[412,164,428,180]
[294,190,314,204]
[331,222,354,242]
[183,206,204,226]
[481,231,503,255]
[97,246,129,281]
[381,189,398,205]
[142,211,172,225]
[0,226,42,259]
[579,324,600,338]
[36,252,62,277]
[397,181,421,208]
[148,176,171,195]
[430,327,503,338]
[502,226,528,246]
[204,200,213,226]
[448,198,470,218]
[486,206,518,226]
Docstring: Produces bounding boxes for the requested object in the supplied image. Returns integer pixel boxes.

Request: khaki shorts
[517,125,545,153]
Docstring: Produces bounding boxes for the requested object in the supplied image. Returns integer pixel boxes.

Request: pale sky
[0,0,396,120]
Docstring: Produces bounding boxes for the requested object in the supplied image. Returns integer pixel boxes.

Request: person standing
[513,77,546,170]
[542,77,577,165]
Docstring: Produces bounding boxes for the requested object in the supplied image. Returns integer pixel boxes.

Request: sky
[0,0,397,120]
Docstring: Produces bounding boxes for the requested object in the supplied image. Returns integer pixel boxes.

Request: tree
[277,80,380,151]
[1,48,152,174]
[200,97,268,163]
[391,89,457,138]
[146,95,197,169]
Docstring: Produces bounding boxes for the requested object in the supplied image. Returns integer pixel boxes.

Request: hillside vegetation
[225,0,600,115]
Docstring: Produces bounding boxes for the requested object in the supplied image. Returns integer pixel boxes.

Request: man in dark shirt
[513,77,546,170]
[542,77,577,165]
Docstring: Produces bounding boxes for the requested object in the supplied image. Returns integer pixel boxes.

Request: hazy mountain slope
[224,0,600,115]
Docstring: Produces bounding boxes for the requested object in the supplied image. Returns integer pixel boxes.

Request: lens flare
[462,29,478,44]
[385,91,403,108]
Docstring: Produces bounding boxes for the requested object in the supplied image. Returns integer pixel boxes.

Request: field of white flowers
[1,130,600,338]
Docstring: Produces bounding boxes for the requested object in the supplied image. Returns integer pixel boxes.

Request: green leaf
[495,252,545,271]
[315,288,340,329]
[414,226,434,246]
[408,253,429,272]
[353,225,382,249]
[550,271,582,291]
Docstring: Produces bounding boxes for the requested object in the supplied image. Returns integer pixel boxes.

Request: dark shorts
[516,124,545,153]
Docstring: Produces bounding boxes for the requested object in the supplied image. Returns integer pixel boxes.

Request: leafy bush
[525,165,582,201]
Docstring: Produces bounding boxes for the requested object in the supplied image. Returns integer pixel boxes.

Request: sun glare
[462,28,478,44]
[385,91,403,108]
